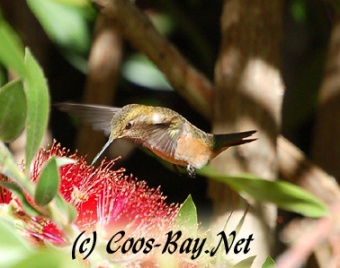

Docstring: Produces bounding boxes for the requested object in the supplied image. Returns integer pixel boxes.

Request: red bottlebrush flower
[0,177,12,204]
[0,179,67,245]
[31,141,179,235]
[0,141,180,265]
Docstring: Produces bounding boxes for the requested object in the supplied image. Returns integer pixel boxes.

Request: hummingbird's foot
[172,164,183,176]
[186,164,196,178]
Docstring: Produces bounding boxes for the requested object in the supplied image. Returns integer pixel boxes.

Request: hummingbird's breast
[174,127,213,169]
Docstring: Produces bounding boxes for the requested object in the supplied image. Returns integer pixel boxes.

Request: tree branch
[76,14,122,159]
[92,0,213,118]
[278,137,340,205]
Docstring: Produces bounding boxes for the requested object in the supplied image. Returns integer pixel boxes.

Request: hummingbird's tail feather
[212,130,257,154]
[55,102,120,136]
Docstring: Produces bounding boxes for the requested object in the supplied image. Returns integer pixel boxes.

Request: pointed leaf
[0,16,26,76]
[234,207,249,236]
[198,167,328,218]
[54,194,77,224]
[35,157,59,206]
[262,256,275,268]
[0,142,34,196]
[174,195,197,228]
[24,49,50,171]
[55,156,77,167]
[65,200,77,223]
[0,80,26,142]
[0,182,41,216]
[234,256,256,268]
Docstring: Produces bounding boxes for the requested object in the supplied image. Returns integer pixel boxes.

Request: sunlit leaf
[0,16,26,76]
[55,156,77,167]
[54,194,77,224]
[234,207,248,237]
[10,246,82,268]
[0,142,34,196]
[54,0,91,7]
[65,200,77,223]
[122,53,173,91]
[198,167,328,218]
[0,218,31,267]
[24,49,50,172]
[35,157,59,206]
[27,0,91,54]
[174,195,197,228]
[234,256,256,268]
[147,151,328,217]
[0,80,26,142]
[262,256,275,268]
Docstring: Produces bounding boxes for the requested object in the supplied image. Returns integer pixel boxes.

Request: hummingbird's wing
[136,116,182,158]
[55,103,120,136]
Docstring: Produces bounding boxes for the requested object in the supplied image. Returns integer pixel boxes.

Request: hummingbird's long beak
[91,139,113,165]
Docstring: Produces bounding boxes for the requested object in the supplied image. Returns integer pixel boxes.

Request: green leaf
[174,195,197,228]
[54,194,78,224]
[262,256,275,268]
[27,0,91,54]
[10,246,82,268]
[0,16,26,76]
[0,142,34,196]
[55,156,77,167]
[65,200,78,223]
[0,80,27,142]
[290,0,306,23]
[198,167,328,218]
[136,136,328,218]
[0,218,31,267]
[122,53,173,91]
[54,0,91,7]
[234,207,249,236]
[0,64,7,87]
[27,0,95,72]
[0,181,41,216]
[234,256,256,268]
[24,49,50,172]
[35,157,59,206]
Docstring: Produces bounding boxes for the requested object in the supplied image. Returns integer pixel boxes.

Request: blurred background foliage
[0,0,336,217]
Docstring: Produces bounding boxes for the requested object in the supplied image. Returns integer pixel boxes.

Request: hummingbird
[57,103,257,177]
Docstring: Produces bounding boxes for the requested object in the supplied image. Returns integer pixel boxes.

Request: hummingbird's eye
[125,122,132,130]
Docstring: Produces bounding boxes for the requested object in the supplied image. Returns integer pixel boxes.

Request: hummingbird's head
[109,104,152,141]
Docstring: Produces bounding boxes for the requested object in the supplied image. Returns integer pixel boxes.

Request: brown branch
[76,14,122,159]
[92,0,213,118]
[278,137,340,205]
